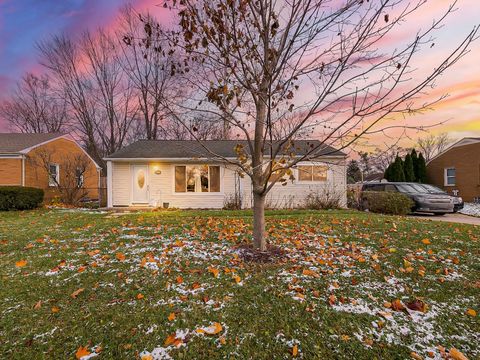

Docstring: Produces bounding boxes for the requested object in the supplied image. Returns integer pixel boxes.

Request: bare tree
[417,133,452,161]
[0,73,68,133]
[34,150,91,205]
[118,5,182,140]
[148,0,477,250]
[81,30,137,155]
[38,35,102,164]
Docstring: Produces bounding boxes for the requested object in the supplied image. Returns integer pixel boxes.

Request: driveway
[410,213,480,226]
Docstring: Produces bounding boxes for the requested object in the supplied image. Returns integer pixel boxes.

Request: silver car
[361,182,454,215]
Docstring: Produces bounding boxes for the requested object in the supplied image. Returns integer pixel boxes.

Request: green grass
[0,208,479,359]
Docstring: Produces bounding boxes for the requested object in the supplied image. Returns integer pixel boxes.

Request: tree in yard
[34,150,92,205]
[144,0,478,250]
[403,153,415,182]
[416,153,428,183]
[417,133,452,162]
[410,148,419,181]
[0,73,68,133]
[390,156,406,182]
[347,160,362,184]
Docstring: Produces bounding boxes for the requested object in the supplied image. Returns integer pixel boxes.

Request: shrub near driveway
[362,191,414,215]
[0,186,44,211]
[0,209,478,359]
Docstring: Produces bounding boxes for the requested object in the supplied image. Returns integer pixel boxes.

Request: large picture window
[175,165,221,193]
[298,165,328,182]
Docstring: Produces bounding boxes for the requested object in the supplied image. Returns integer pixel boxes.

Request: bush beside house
[0,186,44,211]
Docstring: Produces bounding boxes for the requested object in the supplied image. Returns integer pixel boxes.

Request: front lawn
[0,209,478,359]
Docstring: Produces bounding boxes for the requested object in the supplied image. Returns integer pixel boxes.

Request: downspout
[21,155,25,186]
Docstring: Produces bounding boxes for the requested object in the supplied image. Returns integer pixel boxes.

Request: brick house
[426,137,480,202]
[0,133,101,202]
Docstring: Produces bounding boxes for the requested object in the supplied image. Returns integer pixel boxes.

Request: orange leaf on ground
[391,299,405,311]
[176,276,183,284]
[136,293,144,300]
[406,299,427,313]
[449,348,468,360]
[233,275,242,283]
[15,260,27,267]
[51,306,60,313]
[75,346,91,359]
[33,301,42,309]
[196,322,223,335]
[70,288,85,299]
[302,269,320,278]
[168,312,176,321]
[292,344,298,357]
[421,238,431,245]
[208,266,220,278]
[115,252,126,261]
[466,308,476,317]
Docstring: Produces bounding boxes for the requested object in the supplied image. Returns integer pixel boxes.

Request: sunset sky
[0,0,479,151]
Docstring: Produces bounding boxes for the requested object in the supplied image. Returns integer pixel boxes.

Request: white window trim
[48,163,60,187]
[444,167,456,187]
[295,164,329,184]
[172,164,223,195]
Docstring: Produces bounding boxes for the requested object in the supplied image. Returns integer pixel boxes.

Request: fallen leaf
[302,269,320,278]
[15,260,27,267]
[233,275,242,283]
[406,299,427,313]
[168,312,176,321]
[51,306,60,313]
[115,252,126,261]
[292,344,298,357]
[410,352,422,360]
[141,354,153,360]
[466,308,476,317]
[136,293,144,300]
[33,301,42,310]
[391,299,405,311]
[75,346,91,359]
[196,322,223,335]
[70,288,85,299]
[449,348,468,360]
[208,266,219,278]
[421,238,431,245]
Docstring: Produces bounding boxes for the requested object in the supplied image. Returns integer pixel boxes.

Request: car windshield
[421,184,446,194]
[396,184,422,193]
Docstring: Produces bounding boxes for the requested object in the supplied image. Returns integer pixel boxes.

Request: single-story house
[0,133,101,201]
[104,140,347,209]
[426,137,480,202]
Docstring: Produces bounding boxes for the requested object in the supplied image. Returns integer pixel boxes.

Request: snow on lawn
[459,202,480,217]
[2,212,478,359]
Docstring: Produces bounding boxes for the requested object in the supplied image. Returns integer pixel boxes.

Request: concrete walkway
[410,213,480,226]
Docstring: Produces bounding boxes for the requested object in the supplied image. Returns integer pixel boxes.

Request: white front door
[132,165,149,203]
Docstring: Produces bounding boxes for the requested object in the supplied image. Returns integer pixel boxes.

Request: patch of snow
[459,202,480,217]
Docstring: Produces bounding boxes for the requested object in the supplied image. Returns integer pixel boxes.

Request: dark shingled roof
[105,140,346,159]
[0,133,64,153]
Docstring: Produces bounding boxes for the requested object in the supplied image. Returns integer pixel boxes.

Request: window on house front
[175,165,221,193]
[76,168,84,188]
[445,167,456,186]
[48,164,59,187]
[297,165,328,182]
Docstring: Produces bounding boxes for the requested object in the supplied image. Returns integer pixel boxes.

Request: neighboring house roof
[104,140,346,160]
[0,133,102,169]
[363,172,385,182]
[0,133,65,154]
[427,137,480,164]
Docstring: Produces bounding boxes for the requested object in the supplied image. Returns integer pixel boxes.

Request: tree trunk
[253,192,266,251]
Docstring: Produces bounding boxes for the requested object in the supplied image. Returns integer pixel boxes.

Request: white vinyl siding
[110,158,346,209]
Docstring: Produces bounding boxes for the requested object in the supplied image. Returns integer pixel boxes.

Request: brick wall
[426,142,480,202]
[0,158,22,185]
[24,138,99,202]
